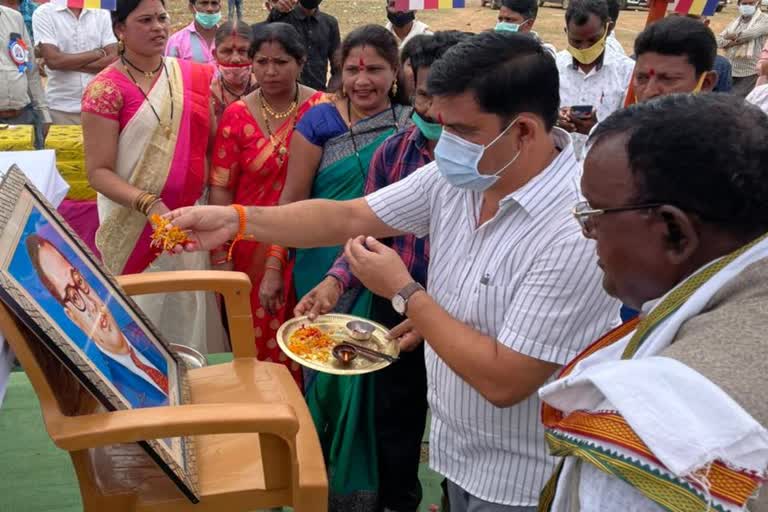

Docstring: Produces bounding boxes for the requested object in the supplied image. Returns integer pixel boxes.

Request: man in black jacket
[262,0,341,90]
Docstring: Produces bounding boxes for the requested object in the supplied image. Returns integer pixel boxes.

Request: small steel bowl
[346,320,375,341]
[332,343,358,365]
[169,344,207,369]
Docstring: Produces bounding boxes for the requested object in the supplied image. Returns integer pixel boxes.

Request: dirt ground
[168,0,736,53]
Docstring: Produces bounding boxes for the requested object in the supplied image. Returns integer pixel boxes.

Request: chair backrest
[0,300,142,511]
[0,300,98,426]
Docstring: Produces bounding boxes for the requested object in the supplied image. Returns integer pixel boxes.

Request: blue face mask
[434,118,521,191]
[495,19,529,33]
[412,112,442,141]
[495,21,520,32]
[195,10,221,29]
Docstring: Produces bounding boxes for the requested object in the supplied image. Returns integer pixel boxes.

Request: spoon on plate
[332,342,399,365]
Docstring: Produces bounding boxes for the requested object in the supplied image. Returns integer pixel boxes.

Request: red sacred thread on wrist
[227,204,247,262]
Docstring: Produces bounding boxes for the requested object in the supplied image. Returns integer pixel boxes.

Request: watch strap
[396,281,424,310]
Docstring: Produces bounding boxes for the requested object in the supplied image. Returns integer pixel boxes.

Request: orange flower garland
[149,214,190,253]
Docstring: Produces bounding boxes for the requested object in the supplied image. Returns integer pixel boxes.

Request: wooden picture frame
[0,166,199,502]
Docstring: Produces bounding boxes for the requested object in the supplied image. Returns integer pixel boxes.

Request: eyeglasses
[62,268,91,312]
[572,200,663,235]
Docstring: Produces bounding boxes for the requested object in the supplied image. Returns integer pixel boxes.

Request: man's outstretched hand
[164,206,240,252]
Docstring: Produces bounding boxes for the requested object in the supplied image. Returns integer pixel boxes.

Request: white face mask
[739,4,757,16]
[434,118,521,191]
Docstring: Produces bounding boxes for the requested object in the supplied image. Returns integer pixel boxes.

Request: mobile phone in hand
[570,105,594,118]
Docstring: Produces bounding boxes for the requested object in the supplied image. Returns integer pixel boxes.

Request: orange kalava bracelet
[227,204,247,262]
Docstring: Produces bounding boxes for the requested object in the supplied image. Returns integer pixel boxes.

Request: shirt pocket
[0,69,29,108]
[597,88,627,121]
[465,283,515,339]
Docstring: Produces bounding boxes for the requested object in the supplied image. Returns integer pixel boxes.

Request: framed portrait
[0,167,199,502]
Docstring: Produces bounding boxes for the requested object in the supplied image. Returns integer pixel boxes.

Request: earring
[117,39,124,54]
[341,84,346,97]
[391,81,398,97]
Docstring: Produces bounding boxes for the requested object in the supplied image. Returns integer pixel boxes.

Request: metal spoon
[338,341,398,363]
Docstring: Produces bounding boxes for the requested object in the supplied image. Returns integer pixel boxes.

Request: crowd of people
[2,0,768,509]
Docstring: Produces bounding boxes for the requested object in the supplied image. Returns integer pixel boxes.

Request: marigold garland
[149,214,190,253]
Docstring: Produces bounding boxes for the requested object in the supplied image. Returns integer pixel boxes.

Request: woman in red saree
[208,23,327,386]
[82,0,226,355]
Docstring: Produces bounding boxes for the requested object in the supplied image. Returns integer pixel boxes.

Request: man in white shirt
[385,0,431,51]
[32,1,116,126]
[165,32,620,512]
[555,0,634,159]
[606,0,626,55]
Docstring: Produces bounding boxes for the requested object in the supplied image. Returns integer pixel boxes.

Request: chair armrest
[292,420,329,504]
[116,271,256,358]
[51,402,298,451]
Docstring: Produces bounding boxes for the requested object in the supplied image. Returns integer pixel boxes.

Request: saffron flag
[394,0,465,10]
[40,0,117,10]
[669,0,719,17]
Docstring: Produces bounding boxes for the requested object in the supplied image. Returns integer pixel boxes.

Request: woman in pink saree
[82,0,226,354]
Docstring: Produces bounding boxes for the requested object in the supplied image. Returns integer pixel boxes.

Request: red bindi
[358,57,366,70]
[648,68,656,77]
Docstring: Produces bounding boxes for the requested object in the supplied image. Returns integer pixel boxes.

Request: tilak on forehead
[357,44,368,70]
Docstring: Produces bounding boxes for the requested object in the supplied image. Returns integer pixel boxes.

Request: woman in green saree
[262,24,411,511]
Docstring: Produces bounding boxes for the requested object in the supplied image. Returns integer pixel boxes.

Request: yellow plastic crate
[44,125,95,201]
[0,124,34,151]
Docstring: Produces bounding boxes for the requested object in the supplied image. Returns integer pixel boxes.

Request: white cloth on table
[0,150,69,407]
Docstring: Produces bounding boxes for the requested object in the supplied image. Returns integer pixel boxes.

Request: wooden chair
[0,270,327,512]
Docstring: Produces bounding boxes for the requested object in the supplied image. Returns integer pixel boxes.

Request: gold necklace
[122,57,174,138]
[258,89,297,119]
[258,87,300,166]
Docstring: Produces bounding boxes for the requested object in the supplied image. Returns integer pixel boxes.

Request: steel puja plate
[276,313,399,375]
[169,343,207,370]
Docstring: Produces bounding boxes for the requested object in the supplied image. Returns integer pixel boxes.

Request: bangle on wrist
[265,264,282,272]
[266,250,287,267]
[144,198,162,216]
[133,191,160,216]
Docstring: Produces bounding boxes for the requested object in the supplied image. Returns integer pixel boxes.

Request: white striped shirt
[366,128,620,506]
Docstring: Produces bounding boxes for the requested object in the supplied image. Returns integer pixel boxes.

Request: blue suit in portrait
[99,321,170,408]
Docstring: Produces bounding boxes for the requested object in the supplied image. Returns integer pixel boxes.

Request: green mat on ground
[0,354,443,512]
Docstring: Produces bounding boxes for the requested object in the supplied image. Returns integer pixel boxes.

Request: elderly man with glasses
[538,93,768,512]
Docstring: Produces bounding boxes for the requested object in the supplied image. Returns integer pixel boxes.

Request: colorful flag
[669,0,719,17]
[39,0,117,10]
[394,0,465,10]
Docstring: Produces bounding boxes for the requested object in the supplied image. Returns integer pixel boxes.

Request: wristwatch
[391,282,425,315]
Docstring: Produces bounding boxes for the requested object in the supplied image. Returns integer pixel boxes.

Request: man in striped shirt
[167,31,620,511]
[295,31,468,512]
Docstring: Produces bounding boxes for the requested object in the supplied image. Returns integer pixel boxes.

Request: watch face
[392,294,406,314]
